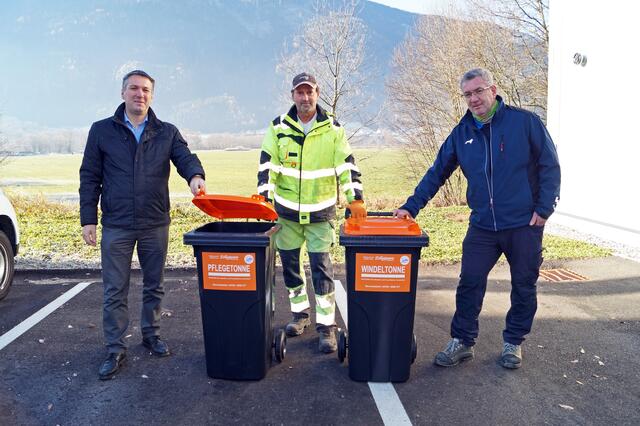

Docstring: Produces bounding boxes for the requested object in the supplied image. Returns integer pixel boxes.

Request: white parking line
[0,281,94,351]
[334,280,413,426]
[368,383,413,425]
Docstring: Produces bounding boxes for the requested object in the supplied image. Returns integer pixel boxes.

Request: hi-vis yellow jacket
[257,105,363,224]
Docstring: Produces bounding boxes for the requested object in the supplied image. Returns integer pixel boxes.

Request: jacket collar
[112,102,161,131]
[284,104,331,132]
[461,95,505,129]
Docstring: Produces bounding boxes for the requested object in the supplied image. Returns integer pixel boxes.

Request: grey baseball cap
[292,72,318,90]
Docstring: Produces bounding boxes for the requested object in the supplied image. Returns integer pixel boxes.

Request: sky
[369,0,460,15]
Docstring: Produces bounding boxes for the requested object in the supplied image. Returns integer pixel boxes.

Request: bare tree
[278,0,377,139]
[387,3,548,206]
[470,0,548,50]
[467,0,549,116]
[386,16,470,206]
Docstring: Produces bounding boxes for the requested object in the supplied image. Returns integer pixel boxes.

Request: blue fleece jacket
[401,96,561,231]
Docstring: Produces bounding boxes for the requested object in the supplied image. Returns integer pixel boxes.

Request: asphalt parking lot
[1,257,639,425]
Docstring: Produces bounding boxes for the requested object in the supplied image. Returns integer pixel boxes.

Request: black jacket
[79,103,204,229]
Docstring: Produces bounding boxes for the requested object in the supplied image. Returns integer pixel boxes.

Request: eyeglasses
[461,86,492,99]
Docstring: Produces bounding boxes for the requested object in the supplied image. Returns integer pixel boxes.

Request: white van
[0,188,19,300]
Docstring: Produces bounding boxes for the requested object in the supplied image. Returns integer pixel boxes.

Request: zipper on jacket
[482,125,498,231]
[288,119,330,223]
[298,134,305,221]
[298,121,330,223]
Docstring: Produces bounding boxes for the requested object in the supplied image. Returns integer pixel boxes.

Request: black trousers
[451,224,544,346]
[101,226,169,354]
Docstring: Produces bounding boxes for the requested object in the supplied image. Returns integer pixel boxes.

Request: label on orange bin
[355,253,411,292]
[201,252,257,291]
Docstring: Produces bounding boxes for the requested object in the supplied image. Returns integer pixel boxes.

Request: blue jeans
[451,224,544,346]
[101,226,169,353]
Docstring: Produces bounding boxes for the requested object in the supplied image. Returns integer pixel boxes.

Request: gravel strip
[545,222,640,263]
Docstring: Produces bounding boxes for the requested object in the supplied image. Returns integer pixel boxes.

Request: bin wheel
[411,334,418,364]
[274,328,286,362]
[337,329,347,363]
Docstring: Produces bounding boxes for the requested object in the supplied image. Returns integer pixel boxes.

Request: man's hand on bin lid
[393,208,413,219]
[348,200,367,220]
[189,175,206,196]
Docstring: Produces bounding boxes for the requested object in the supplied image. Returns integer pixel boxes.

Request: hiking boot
[500,342,522,369]
[285,312,311,337]
[318,327,337,353]
[434,338,474,367]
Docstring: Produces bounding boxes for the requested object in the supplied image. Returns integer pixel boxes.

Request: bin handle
[367,212,394,217]
[345,210,393,219]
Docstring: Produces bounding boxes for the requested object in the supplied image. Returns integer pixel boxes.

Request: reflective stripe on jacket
[257,105,363,223]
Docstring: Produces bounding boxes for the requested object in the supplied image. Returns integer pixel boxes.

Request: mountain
[0,0,419,134]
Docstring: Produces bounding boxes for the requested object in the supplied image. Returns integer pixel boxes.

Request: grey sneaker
[285,313,311,337]
[318,328,337,353]
[500,342,522,369]
[434,338,474,367]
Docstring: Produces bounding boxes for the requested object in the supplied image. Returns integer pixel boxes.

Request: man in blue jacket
[80,70,206,380]
[394,68,560,369]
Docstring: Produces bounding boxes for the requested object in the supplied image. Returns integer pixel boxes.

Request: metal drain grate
[539,268,588,282]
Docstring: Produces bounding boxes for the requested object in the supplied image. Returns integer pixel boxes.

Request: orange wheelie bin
[338,212,429,382]
[183,194,286,380]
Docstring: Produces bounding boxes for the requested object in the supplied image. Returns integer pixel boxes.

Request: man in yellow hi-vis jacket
[257,72,366,353]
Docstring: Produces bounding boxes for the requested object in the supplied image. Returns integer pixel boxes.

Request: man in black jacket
[79,70,205,380]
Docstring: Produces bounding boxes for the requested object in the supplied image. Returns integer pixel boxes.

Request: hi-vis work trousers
[276,217,336,328]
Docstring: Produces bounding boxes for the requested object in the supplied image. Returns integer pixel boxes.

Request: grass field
[1,149,610,268]
[0,148,418,201]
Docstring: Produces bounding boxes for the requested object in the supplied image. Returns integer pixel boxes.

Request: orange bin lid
[343,216,422,236]
[192,193,278,221]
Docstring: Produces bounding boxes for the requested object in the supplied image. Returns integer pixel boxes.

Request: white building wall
[547,0,640,248]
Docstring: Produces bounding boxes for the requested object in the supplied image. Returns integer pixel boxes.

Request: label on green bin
[355,253,411,292]
[202,252,257,291]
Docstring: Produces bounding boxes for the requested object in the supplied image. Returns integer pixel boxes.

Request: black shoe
[98,352,127,380]
[142,336,171,357]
